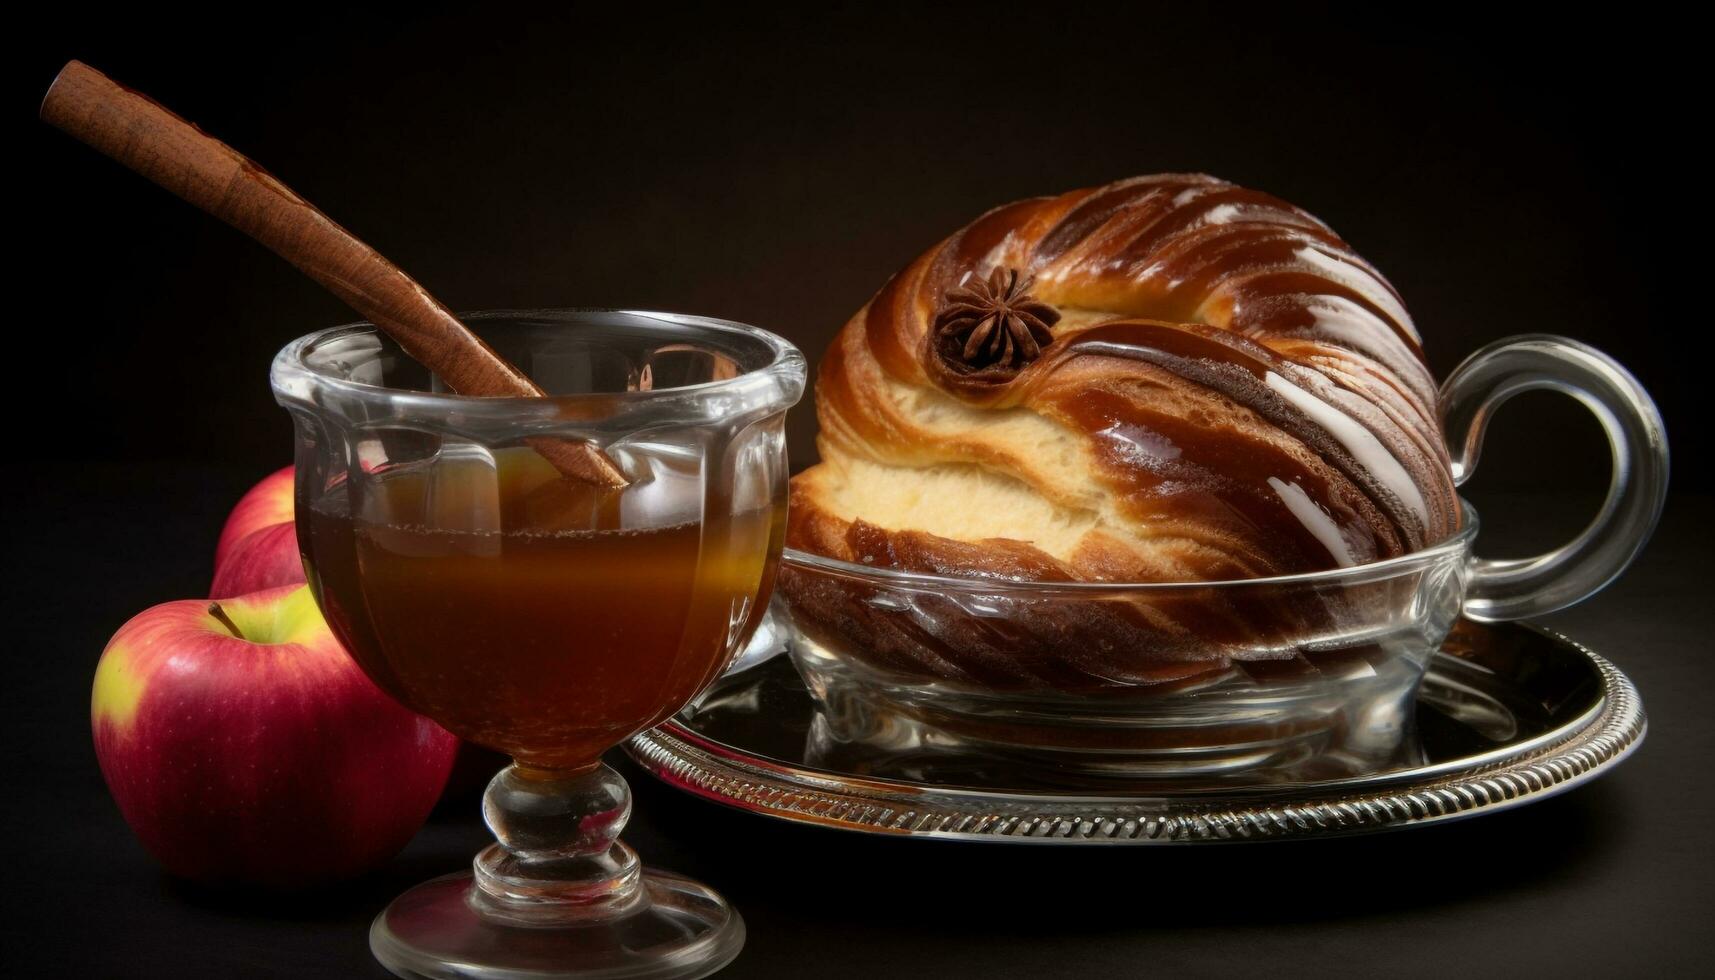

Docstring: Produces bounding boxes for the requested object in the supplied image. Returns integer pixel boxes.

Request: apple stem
[206,601,245,641]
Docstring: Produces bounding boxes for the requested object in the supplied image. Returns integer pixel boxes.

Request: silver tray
[626,621,1644,843]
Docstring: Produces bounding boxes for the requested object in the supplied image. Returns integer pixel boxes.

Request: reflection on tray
[678,620,1605,794]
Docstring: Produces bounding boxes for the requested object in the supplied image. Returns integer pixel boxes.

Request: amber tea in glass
[307,453,782,771]
[275,310,804,980]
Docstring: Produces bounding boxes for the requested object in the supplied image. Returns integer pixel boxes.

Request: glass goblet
[273,309,805,979]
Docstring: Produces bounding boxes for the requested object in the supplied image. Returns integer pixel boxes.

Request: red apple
[209,464,506,795]
[91,584,459,887]
[211,466,303,598]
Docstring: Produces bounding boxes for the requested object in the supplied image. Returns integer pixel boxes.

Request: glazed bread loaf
[790,174,1460,582]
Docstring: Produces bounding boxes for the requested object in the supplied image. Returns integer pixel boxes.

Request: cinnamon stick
[40,60,628,489]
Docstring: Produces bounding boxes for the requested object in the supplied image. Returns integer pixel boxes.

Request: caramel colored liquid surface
[304,459,781,770]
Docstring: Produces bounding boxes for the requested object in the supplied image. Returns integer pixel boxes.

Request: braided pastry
[789,174,1459,583]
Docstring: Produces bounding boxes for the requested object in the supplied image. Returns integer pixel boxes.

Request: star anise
[930,267,1060,380]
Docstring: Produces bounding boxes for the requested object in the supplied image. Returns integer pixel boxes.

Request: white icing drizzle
[1268,477,1357,567]
[1292,245,1418,342]
[1264,371,1429,529]
[1200,203,1242,226]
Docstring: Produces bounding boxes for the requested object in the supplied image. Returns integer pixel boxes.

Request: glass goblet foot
[370,764,743,980]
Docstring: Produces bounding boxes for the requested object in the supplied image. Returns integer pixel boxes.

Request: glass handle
[1440,334,1669,622]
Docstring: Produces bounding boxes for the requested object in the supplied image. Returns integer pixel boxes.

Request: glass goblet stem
[473,762,645,926]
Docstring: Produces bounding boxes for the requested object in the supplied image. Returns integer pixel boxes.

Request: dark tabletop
[1,463,1709,978]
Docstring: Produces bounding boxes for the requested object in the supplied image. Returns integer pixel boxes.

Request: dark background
[7,4,1711,978]
[10,3,1708,491]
